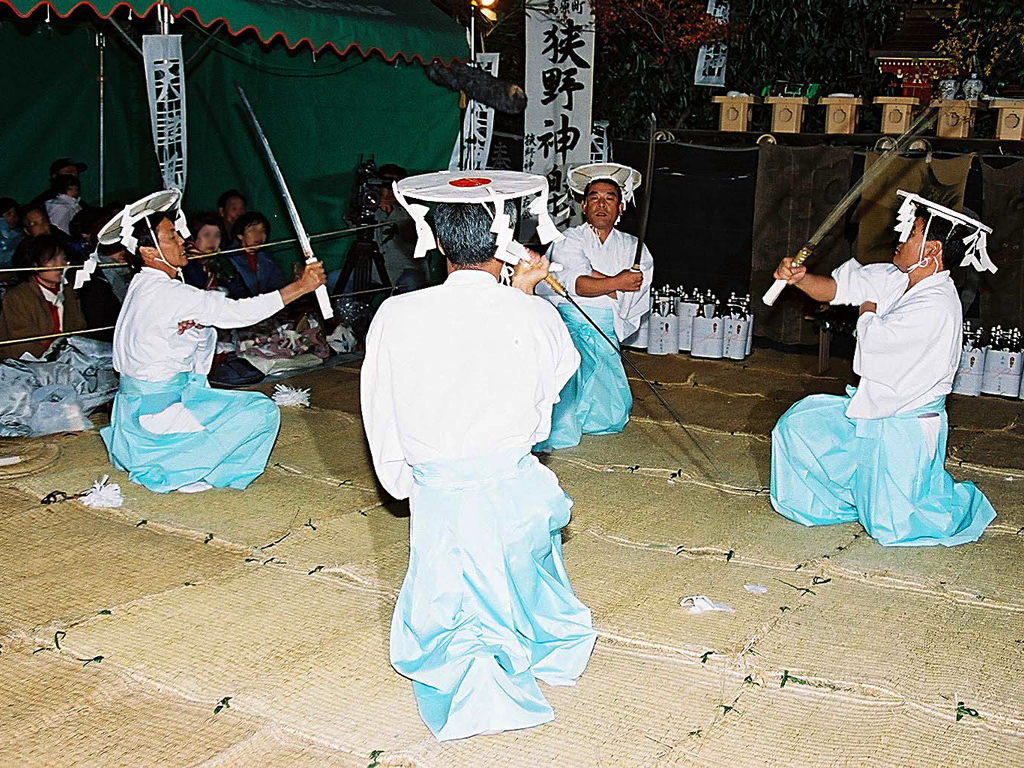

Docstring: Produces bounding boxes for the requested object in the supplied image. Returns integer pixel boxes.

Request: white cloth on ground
[829,258,962,419]
[360,268,580,499]
[540,224,654,341]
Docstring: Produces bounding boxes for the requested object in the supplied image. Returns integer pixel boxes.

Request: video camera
[349,156,388,227]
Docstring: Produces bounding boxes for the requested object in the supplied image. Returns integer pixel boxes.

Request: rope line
[0,325,116,347]
[0,221,391,275]
[0,286,398,347]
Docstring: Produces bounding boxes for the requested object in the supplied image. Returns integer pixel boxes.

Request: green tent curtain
[1,0,466,62]
[1,15,462,272]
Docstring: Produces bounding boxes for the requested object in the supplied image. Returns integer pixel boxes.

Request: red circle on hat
[449,177,491,187]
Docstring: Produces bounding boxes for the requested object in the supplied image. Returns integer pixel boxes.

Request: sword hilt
[763,243,815,307]
[544,273,567,296]
[791,243,814,268]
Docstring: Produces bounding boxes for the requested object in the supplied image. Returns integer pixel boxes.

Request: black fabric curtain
[750,145,854,345]
[614,141,759,298]
[981,158,1024,329]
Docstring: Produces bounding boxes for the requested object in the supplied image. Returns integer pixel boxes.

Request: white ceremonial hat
[392,170,563,265]
[97,189,190,253]
[894,190,996,273]
[567,162,642,205]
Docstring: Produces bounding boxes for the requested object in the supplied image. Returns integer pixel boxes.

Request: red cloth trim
[0,1,465,65]
[243,251,259,281]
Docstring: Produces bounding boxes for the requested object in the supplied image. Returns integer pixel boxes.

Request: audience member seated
[0,235,86,359]
[32,157,88,205]
[45,174,82,235]
[217,188,247,233]
[182,212,227,291]
[225,212,286,299]
[376,164,427,293]
[0,197,22,269]
[11,204,70,271]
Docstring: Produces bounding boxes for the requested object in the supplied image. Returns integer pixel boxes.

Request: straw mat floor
[1,350,1021,767]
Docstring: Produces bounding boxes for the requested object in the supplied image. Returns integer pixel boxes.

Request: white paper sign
[694,1,729,87]
[143,35,187,192]
[590,118,610,163]
[450,52,500,171]
[524,0,595,225]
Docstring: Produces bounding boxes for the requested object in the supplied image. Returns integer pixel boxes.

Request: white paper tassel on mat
[80,475,124,509]
[272,384,311,408]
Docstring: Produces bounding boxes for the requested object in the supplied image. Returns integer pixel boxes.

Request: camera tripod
[332,227,391,296]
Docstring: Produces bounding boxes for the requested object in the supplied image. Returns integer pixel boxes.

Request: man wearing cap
[99,191,326,494]
[32,158,88,206]
[536,163,654,451]
[361,174,595,741]
[769,193,997,546]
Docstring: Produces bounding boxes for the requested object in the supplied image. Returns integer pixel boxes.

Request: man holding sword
[768,191,996,547]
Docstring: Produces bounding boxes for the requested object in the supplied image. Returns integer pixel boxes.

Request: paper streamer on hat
[74,255,99,290]
[393,170,565,266]
[529,191,564,245]
[84,189,191,288]
[392,186,434,262]
[894,193,918,243]
[894,190,996,273]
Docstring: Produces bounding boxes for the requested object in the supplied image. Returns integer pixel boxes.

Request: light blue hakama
[100,372,280,493]
[535,304,632,451]
[390,449,596,741]
[771,387,996,547]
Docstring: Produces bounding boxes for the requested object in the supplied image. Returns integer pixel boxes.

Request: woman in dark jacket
[0,235,86,359]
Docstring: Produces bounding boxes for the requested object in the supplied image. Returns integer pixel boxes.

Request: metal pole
[464,7,475,171]
[96,32,105,206]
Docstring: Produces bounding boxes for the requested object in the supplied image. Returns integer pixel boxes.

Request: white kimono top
[361,269,580,500]
[543,224,654,341]
[830,259,962,419]
[113,267,283,382]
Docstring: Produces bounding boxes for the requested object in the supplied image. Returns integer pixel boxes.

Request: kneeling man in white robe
[769,191,996,546]
[361,190,596,741]
[100,191,325,493]
[536,163,654,450]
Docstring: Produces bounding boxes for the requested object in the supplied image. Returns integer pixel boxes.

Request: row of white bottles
[644,288,753,360]
[952,325,1023,399]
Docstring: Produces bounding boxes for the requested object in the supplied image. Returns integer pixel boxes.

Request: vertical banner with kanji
[143,35,187,192]
[449,52,500,172]
[524,0,595,225]
[694,0,729,87]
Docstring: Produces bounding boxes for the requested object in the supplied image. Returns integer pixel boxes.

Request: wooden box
[873,96,922,135]
[932,99,982,138]
[712,94,759,132]
[990,99,1024,141]
[764,96,810,133]
[819,96,865,135]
